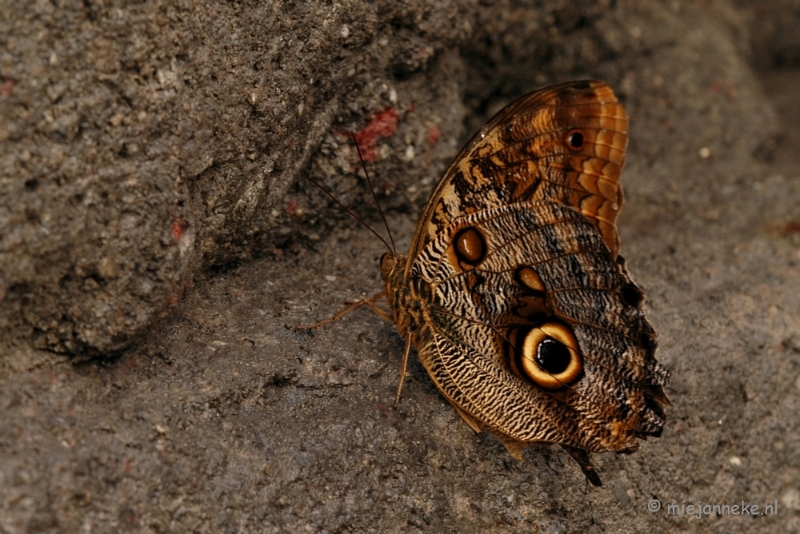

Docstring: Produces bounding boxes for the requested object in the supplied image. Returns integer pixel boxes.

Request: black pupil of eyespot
[536,337,571,374]
[569,132,583,148]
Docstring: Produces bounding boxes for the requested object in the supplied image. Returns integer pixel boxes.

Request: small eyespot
[566,130,585,150]
[454,227,486,265]
[518,322,583,389]
[516,266,545,293]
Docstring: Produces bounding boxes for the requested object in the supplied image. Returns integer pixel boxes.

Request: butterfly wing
[408,80,628,271]
[399,81,669,461]
[409,202,668,453]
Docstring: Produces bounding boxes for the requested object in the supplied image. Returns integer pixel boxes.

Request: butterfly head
[379,250,411,288]
[381,251,423,339]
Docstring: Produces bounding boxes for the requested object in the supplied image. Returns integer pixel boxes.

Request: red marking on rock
[351,108,399,162]
[710,80,737,99]
[781,220,800,235]
[170,217,185,241]
[123,459,132,474]
[286,201,303,216]
[427,124,440,148]
[0,77,15,98]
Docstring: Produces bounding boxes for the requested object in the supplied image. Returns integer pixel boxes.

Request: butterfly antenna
[302,171,393,253]
[351,132,396,254]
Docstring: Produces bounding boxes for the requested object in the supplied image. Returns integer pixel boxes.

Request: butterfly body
[378,80,669,484]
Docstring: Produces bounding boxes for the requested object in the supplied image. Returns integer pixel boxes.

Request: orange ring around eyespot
[520,322,582,389]
[565,129,586,151]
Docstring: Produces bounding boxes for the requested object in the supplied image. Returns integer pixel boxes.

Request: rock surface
[2,0,799,532]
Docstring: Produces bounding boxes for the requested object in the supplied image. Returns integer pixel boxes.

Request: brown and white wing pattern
[382,80,669,484]
[408,201,668,453]
[408,80,629,268]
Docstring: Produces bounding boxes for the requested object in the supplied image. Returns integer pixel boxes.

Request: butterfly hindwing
[409,201,666,453]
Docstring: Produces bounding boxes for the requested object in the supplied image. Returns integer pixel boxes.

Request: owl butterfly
[306,80,669,486]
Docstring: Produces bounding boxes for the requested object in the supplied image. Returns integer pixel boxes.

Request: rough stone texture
[0,0,475,355]
[736,0,800,69]
[1,0,781,358]
[2,0,800,532]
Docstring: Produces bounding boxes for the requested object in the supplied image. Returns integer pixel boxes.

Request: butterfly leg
[395,334,413,403]
[295,290,389,330]
[359,295,394,323]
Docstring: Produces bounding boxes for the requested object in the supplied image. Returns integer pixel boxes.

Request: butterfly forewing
[409,80,629,269]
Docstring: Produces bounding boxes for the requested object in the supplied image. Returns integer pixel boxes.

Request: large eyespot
[454,227,486,266]
[565,130,585,150]
[519,323,583,389]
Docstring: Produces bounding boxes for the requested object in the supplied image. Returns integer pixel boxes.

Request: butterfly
[306,80,670,486]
